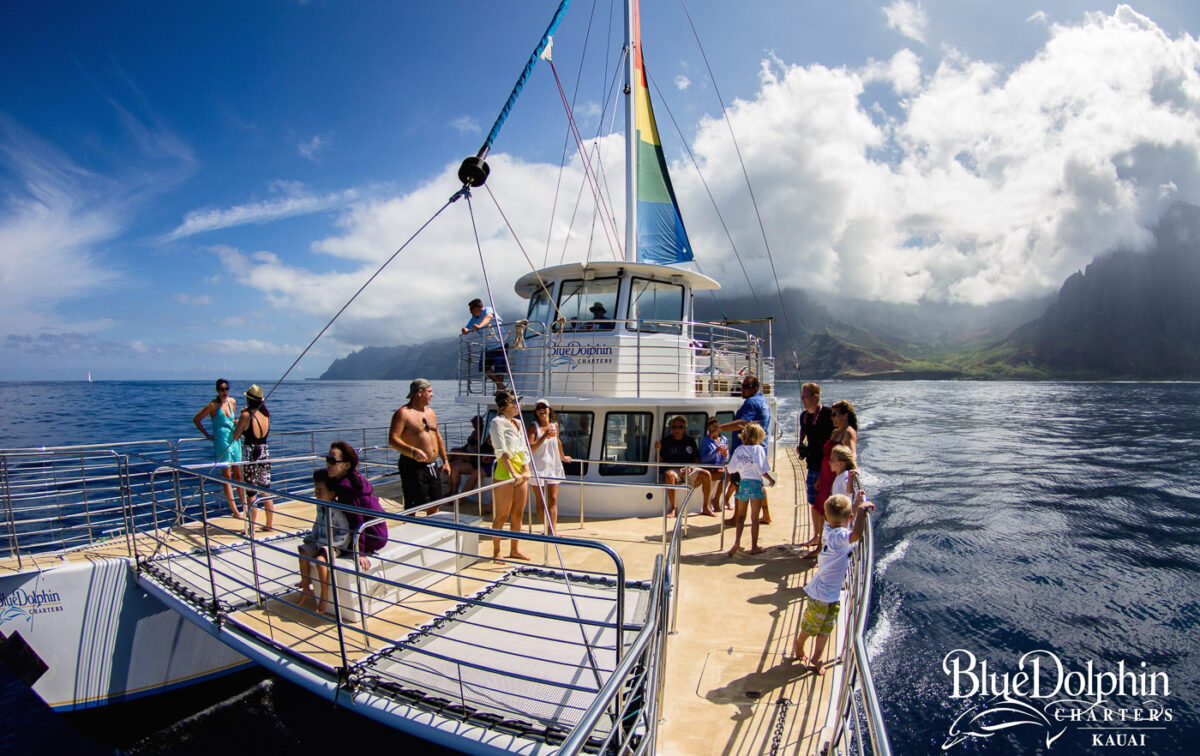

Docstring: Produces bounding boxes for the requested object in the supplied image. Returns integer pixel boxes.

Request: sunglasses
[324,455,346,464]
[671,425,686,430]
[217,386,229,391]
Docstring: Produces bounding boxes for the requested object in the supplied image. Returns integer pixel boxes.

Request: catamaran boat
[1,1,889,753]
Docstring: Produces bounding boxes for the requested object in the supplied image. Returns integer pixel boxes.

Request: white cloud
[674,75,691,91]
[298,134,327,161]
[1027,11,1049,26]
[673,4,1200,305]
[204,338,301,355]
[215,4,1200,357]
[883,1,929,44]
[167,184,359,240]
[861,49,923,95]
[0,115,122,340]
[217,142,625,347]
[172,293,213,305]
[450,116,481,135]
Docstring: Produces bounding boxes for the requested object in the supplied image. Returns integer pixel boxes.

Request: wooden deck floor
[5,452,834,754]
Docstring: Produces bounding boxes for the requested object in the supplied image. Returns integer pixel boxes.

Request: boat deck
[5,451,833,754]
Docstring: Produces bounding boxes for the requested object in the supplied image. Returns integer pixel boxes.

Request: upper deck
[457,261,775,401]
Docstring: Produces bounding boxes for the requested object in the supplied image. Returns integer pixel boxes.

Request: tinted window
[558,278,620,331]
[600,412,653,476]
[661,412,708,442]
[557,411,593,476]
[526,287,553,337]
[629,278,683,334]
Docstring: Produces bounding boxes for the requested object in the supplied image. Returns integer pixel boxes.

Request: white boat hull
[0,557,249,710]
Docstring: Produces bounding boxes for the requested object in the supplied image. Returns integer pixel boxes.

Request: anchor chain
[768,697,792,755]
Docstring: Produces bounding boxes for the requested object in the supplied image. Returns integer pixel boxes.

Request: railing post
[2,456,23,568]
[78,456,95,545]
[324,503,351,671]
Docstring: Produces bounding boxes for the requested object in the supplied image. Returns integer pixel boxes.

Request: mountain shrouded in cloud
[227,5,1200,359]
[4,4,1200,378]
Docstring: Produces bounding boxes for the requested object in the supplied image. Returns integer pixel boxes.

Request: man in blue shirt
[462,298,505,389]
[718,375,772,518]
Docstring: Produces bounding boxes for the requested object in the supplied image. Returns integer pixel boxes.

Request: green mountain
[318,203,1200,380]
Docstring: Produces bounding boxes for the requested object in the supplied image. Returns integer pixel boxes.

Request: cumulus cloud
[675,4,1200,305]
[166,182,359,240]
[675,75,691,91]
[883,1,929,44]
[219,4,1200,357]
[216,142,624,347]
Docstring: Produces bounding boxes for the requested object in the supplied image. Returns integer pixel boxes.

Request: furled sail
[632,4,693,265]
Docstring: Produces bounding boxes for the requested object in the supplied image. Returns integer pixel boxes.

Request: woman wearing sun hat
[527,398,572,535]
[233,384,274,534]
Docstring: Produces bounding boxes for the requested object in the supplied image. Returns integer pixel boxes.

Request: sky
[3,1,1200,380]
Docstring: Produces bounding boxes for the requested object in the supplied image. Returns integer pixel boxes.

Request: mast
[623,0,637,262]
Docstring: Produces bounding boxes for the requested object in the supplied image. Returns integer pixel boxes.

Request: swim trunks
[398,454,443,508]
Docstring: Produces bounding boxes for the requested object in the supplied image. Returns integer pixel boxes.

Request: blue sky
[3,1,1200,380]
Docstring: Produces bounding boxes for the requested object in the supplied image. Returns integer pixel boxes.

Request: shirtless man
[389,378,450,514]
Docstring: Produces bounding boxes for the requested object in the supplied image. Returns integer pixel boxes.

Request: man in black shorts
[655,415,713,517]
[388,378,450,514]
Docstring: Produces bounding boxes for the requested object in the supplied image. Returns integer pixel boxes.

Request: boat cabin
[457,261,773,401]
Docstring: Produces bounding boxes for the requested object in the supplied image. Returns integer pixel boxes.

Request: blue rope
[478,0,573,158]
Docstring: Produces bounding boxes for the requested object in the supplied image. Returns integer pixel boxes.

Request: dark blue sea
[2,379,1197,754]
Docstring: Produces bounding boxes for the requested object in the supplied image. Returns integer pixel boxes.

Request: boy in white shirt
[788,491,874,673]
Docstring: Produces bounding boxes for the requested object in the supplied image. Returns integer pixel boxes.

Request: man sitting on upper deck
[655,416,713,518]
[463,298,506,389]
[718,375,772,521]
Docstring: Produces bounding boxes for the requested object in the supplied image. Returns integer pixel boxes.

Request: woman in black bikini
[233,384,274,535]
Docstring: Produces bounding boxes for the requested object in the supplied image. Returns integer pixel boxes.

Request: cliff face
[320,337,460,380]
[1002,202,1200,378]
[317,203,1200,380]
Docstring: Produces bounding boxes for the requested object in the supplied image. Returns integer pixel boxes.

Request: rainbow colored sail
[632,4,693,265]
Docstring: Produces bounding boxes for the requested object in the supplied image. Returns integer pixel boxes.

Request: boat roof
[513,261,721,298]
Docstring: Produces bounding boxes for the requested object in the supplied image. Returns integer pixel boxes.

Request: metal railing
[818,474,891,756]
[458,318,776,399]
[125,452,697,749]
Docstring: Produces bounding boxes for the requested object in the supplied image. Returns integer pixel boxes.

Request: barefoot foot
[508,551,530,561]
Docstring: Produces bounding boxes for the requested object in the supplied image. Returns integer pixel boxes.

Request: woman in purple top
[324,441,386,569]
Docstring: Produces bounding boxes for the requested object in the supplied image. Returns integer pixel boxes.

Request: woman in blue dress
[192,378,245,518]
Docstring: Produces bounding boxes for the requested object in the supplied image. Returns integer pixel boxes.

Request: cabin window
[557,411,593,476]
[660,412,708,443]
[558,278,619,331]
[600,411,653,476]
[525,287,554,338]
[628,278,684,334]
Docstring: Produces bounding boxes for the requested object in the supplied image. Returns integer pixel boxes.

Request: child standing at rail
[828,444,860,499]
[724,422,774,556]
[788,491,874,674]
[297,470,350,614]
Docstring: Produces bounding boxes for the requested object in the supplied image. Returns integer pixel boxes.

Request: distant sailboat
[87,372,93,383]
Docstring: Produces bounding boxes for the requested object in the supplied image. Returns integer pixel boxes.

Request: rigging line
[544,0,606,267]
[207,195,459,468]
[645,71,764,317]
[560,47,629,266]
[464,192,606,692]
[677,0,796,348]
[548,59,623,261]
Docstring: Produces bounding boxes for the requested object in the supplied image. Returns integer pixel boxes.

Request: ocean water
[2,379,1198,754]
